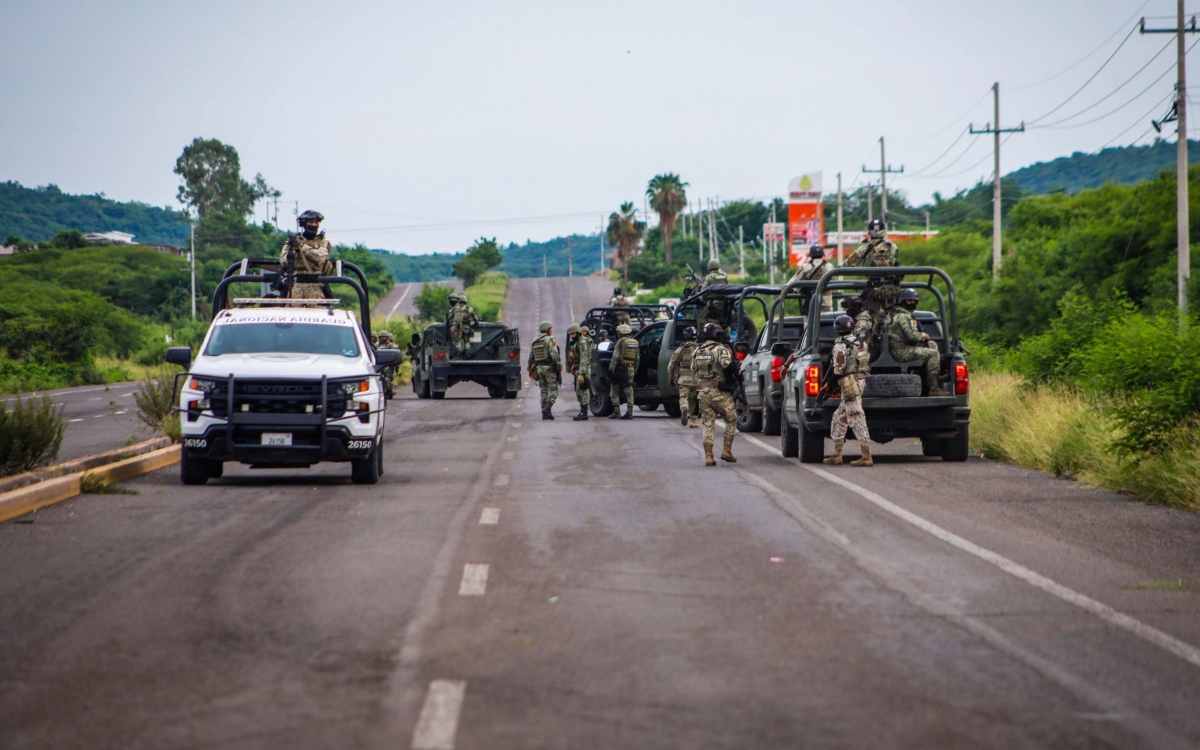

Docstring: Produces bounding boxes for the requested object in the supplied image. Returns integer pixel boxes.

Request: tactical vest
[532,335,555,365]
[677,342,696,373]
[693,343,719,379]
[617,337,638,366]
[840,335,870,376]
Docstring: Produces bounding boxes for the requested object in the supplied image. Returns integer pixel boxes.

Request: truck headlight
[340,380,370,395]
[188,377,218,393]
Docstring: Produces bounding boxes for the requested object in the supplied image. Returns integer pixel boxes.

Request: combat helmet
[681,325,697,341]
[566,324,581,335]
[867,218,886,240]
[539,320,553,333]
[297,209,324,239]
[616,324,632,335]
[701,322,723,341]
[707,258,721,271]
[842,295,864,315]
[898,288,919,309]
[808,244,825,259]
[458,294,468,304]
[447,293,460,304]
[834,315,853,335]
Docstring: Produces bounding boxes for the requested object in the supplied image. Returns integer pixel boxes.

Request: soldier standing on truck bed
[282,210,334,299]
[886,289,949,397]
[824,314,874,467]
[844,218,900,319]
[449,293,478,358]
[528,321,561,420]
[667,326,699,428]
[788,245,834,313]
[691,322,738,466]
[608,323,638,420]
[609,287,632,327]
[701,258,727,290]
[567,324,593,421]
[843,295,876,344]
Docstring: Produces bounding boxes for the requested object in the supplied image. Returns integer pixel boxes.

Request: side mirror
[375,349,403,367]
[770,342,792,358]
[165,347,192,369]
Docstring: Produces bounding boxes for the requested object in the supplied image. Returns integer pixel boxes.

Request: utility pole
[698,202,704,262]
[836,173,844,265]
[867,184,874,222]
[543,252,547,278]
[925,211,931,238]
[599,216,606,272]
[708,199,718,262]
[567,237,573,277]
[769,203,777,285]
[971,82,1025,281]
[1142,3,1198,318]
[738,225,745,276]
[862,137,903,223]
[189,222,197,319]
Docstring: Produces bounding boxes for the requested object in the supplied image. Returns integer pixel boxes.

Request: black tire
[351,443,381,484]
[416,377,430,399]
[638,403,659,412]
[432,389,445,400]
[921,436,943,457]
[782,420,800,458]
[487,384,503,398]
[736,398,763,433]
[590,393,614,417]
[180,453,210,485]
[799,424,824,463]
[863,374,922,398]
[663,400,681,418]
[208,461,224,479]
[762,398,782,436]
[376,437,385,476]
[942,425,969,462]
[504,388,518,400]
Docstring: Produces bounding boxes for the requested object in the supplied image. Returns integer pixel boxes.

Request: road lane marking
[493,474,509,487]
[386,283,414,320]
[507,435,518,442]
[411,679,466,750]
[739,433,1200,671]
[68,418,84,423]
[480,507,500,525]
[458,564,489,596]
[501,452,513,460]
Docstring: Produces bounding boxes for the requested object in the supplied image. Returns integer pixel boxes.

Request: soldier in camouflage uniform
[449,293,478,358]
[886,289,949,397]
[844,218,901,318]
[528,320,561,420]
[567,324,593,421]
[701,258,728,290]
[609,287,632,327]
[608,323,638,420]
[691,322,738,466]
[788,245,834,313]
[824,315,874,467]
[281,210,333,299]
[445,293,460,326]
[667,325,699,428]
[843,295,876,344]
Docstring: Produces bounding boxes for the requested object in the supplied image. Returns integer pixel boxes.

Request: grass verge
[464,271,508,322]
[970,371,1200,512]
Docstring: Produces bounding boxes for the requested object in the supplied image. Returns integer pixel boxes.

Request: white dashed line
[68,418,84,423]
[501,452,513,460]
[493,475,509,487]
[507,435,519,442]
[480,507,500,525]
[458,564,489,596]
[511,422,521,429]
[738,432,1200,671]
[411,679,466,750]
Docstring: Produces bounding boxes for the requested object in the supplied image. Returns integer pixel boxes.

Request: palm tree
[605,202,646,285]
[646,173,688,265]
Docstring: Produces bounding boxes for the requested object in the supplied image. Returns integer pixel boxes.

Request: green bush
[1010,290,1136,384]
[134,370,181,442]
[0,396,65,476]
[414,283,453,321]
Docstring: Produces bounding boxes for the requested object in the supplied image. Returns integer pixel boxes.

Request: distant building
[83,231,135,244]
[0,245,16,256]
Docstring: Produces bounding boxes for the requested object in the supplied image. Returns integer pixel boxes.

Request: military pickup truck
[584,285,755,417]
[733,285,802,435]
[579,305,673,339]
[410,322,522,399]
[777,266,971,463]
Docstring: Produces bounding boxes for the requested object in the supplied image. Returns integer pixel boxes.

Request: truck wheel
[590,393,614,417]
[180,453,210,485]
[431,389,445,400]
[799,424,824,463]
[663,401,681,418]
[487,384,503,398]
[638,403,659,412]
[208,461,224,479]
[781,420,799,458]
[351,443,381,484]
[762,398,781,436]
[863,374,922,398]
[942,425,969,462]
[504,388,518,399]
[416,378,429,399]
[736,398,763,433]
[921,436,943,457]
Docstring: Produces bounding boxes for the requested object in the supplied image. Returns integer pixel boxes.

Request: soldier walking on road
[608,323,638,420]
[824,315,874,467]
[788,245,834,313]
[886,289,949,397]
[567,324,593,421]
[691,323,738,466]
[528,321,561,420]
[667,326,699,428]
[281,210,333,299]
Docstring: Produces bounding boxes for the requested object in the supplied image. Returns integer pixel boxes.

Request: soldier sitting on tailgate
[886,289,949,397]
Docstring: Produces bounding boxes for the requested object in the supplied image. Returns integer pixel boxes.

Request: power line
[1009,1,1151,91]
[892,89,992,145]
[901,126,971,177]
[1031,36,1174,128]
[1026,23,1139,125]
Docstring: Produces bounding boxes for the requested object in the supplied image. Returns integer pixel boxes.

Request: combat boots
[704,444,716,467]
[680,409,688,426]
[542,407,553,420]
[823,439,844,465]
[720,434,736,463]
[608,407,621,419]
[689,417,698,429]
[573,406,588,421]
[851,443,874,467]
[621,404,633,419]
[928,382,951,397]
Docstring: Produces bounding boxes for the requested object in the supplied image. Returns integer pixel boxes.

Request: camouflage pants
[677,381,698,418]
[698,387,737,446]
[609,366,634,406]
[863,283,900,316]
[831,394,870,443]
[536,365,558,409]
[452,330,472,356]
[574,370,592,407]
[890,344,941,387]
[290,283,327,300]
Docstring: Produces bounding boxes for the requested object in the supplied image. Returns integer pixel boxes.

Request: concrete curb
[0,437,174,495]
[0,445,180,524]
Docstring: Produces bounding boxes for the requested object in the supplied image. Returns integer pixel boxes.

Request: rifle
[683,264,703,299]
[813,362,838,408]
[277,233,300,298]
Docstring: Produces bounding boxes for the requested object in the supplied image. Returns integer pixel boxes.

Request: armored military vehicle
[410,322,522,399]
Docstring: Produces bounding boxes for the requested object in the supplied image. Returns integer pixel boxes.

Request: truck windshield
[205,323,360,357]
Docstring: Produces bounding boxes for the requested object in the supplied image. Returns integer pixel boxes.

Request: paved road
[2,383,154,463]
[374,279,462,321]
[3,276,1200,749]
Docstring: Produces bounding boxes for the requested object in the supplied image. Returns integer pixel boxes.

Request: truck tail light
[770,357,785,383]
[509,351,518,358]
[954,362,969,395]
[735,351,746,361]
[804,365,821,397]
[435,351,446,360]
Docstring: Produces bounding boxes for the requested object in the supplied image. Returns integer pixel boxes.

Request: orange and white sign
[787,172,824,267]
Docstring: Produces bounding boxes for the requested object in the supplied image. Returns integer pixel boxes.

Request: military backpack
[617,337,638,366]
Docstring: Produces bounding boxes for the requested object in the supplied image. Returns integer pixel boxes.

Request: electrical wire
[1009,1,1151,91]
[1026,23,1139,125]
[893,89,993,146]
[902,126,972,177]
[1031,36,1174,128]
[1037,64,1177,130]
[901,136,984,180]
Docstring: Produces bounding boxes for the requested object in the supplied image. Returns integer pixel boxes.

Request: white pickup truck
[165,258,401,485]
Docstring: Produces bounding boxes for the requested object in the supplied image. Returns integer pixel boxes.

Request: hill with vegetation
[0,181,190,246]
[1006,138,1200,195]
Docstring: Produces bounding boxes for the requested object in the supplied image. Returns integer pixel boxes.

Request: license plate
[261,432,293,446]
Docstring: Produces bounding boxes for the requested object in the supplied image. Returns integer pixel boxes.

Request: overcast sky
[0,0,1191,253]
